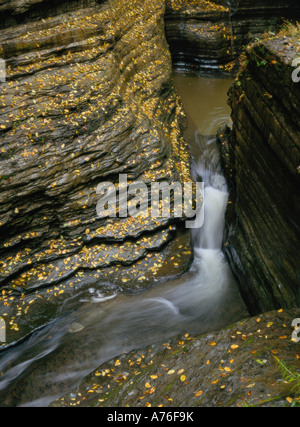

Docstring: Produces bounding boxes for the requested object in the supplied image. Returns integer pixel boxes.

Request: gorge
[0,0,299,407]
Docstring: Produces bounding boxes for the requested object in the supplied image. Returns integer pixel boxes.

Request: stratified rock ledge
[0,0,193,346]
[218,30,300,314]
[51,308,300,407]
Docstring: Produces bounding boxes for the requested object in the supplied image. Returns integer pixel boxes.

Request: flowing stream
[0,74,247,407]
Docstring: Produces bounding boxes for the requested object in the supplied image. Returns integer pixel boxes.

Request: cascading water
[0,75,247,407]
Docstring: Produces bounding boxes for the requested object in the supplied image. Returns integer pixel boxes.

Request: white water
[0,76,247,407]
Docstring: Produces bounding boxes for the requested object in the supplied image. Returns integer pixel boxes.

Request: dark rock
[51,308,300,407]
[165,0,300,73]
[218,34,300,314]
[0,0,101,29]
[0,0,194,345]
[165,0,231,72]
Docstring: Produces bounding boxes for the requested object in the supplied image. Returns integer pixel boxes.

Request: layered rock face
[52,308,300,408]
[165,0,300,72]
[0,0,193,344]
[165,0,231,71]
[0,0,99,29]
[219,35,300,314]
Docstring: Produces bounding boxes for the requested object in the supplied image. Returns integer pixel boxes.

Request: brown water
[173,74,233,138]
[0,74,247,407]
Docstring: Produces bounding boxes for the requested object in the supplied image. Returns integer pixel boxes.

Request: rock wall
[0,0,194,344]
[0,0,100,29]
[219,34,300,314]
[165,0,300,72]
[165,0,231,72]
[51,308,300,408]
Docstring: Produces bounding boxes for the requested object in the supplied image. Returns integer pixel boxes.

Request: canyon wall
[0,0,99,29]
[0,0,194,344]
[165,0,300,72]
[219,34,300,314]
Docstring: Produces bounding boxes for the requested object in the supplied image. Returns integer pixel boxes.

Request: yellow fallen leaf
[115,360,121,367]
[150,375,158,380]
[231,345,239,350]
[145,382,151,389]
[167,370,175,375]
[195,390,203,397]
[211,379,219,385]
[180,375,186,382]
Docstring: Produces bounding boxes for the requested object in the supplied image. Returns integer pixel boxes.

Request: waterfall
[198,186,228,250]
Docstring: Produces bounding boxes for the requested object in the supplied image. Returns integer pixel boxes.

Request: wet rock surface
[218,33,300,314]
[0,0,100,29]
[0,0,193,346]
[51,308,300,407]
[165,0,300,72]
[165,0,231,72]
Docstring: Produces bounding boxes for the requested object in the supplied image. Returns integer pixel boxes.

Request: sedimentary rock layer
[165,0,300,72]
[165,0,231,71]
[0,0,100,29]
[0,0,193,344]
[219,34,300,314]
[50,308,300,408]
